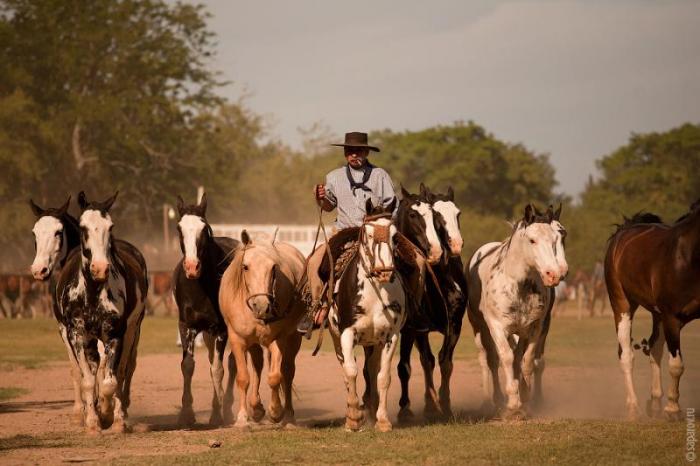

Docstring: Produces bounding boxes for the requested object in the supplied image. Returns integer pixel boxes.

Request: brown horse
[605,200,700,420]
[219,231,307,428]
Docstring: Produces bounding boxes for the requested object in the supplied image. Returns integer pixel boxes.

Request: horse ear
[524,204,534,224]
[400,184,410,199]
[447,186,454,201]
[176,195,185,217]
[386,197,397,214]
[554,203,562,221]
[419,182,428,198]
[365,198,374,215]
[78,191,89,211]
[58,196,71,216]
[545,204,554,221]
[241,229,251,246]
[198,191,207,216]
[103,191,119,212]
[29,199,45,217]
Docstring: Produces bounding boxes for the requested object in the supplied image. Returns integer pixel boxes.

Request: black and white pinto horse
[29,196,85,424]
[56,191,148,433]
[328,199,406,432]
[173,193,239,426]
[396,184,467,421]
[467,204,567,419]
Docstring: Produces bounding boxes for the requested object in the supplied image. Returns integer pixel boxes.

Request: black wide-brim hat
[331,132,380,152]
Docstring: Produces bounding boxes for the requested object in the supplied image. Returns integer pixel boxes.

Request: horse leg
[60,324,84,425]
[178,325,197,427]
[362,346,380,424]
[205,332,226,426]
[646,313,665,418]
[267,341,284,423]
[248,344,265,422]
[223,338,236,425]
[72,331,100,434]
[230,337,250,429]
[340,328,363,431]
[487,319,523,420]
[397,328,415,422]
[612,296,640,419]
[281,332,302,427]
[102,337,127,434]
[662,316,684,420]
[532,308,552,409]
[438,321,462,418]
[375,334,399,432]
[414,332,440,420]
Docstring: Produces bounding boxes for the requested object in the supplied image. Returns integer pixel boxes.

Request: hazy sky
[203,0,700,196]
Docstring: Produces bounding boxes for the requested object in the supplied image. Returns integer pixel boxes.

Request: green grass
[0,420,691,465]
[0,387,29,402]
[3,308,700,370]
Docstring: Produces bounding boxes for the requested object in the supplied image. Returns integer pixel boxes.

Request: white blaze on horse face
[80,209,113,282]
[31,216,64,280]
[179,215,205,279]
[433,200,463,256]
[551,220,569,279]
[411,202,442,264]
[521,223,563,287]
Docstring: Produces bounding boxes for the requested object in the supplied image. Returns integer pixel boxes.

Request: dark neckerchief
[346,163,373,195]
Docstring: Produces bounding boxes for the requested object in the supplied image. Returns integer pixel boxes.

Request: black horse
[173,193,240,426]
[396,184,467,421]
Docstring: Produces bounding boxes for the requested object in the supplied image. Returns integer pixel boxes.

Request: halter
[239,245,279,321]
[359,212,395,282]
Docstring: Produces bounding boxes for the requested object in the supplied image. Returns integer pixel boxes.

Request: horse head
[176,192,211,279]
[77,191,118,283]
[29,196,72,280]
[515,203,568,287]
[397,184,442,264]
[425,184,463,257]
[236,231,281,320]
[360,198,398,283]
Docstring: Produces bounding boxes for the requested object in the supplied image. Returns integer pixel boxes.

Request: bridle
[239,245,278,320]
[359,212,395,282]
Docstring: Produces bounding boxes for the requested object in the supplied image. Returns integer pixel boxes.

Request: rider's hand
[315,184,326,202]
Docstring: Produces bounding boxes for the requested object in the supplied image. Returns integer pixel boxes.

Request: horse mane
[674,198,700,224]
[608,211,665,241]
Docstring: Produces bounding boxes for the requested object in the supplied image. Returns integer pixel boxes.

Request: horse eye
[530,239,536,244]
[243,265,249,271]
[55,231,62,237]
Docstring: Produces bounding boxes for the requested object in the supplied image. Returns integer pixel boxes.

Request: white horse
[467,204,567,419]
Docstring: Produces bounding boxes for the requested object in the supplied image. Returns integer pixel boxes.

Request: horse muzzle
[90,261,110,282]
[541,270,562,287]
[30,263,51,281]
[246,294,276,320]
[448,239,463,257]
[184,258,201,279]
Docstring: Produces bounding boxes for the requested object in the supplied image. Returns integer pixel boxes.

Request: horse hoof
[251,404,266,423]
[375,419,393,432]
[105,422,126,435]
[502,407,528,421]
[70,412,85,427]
[178,409,196,427]
[397,407,415,424]
[664,409,683,421]
[234,420,251,430]
[269,409,284,424]
[626,405,641,421]
[646,399,663,419]
[283,420,299,430]
[223,410,235,426]
[344,418,363,432]
[85,425,102,436]
[209,413,224,427]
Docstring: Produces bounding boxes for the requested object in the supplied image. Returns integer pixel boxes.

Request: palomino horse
[329,199,406,432]
[467,204,567,419]
[397,184,467,421]
[219,231,306,428]
[29,196,85,424]
[605,200,700,420]
[173,193,239,426]
[56,192,148,433]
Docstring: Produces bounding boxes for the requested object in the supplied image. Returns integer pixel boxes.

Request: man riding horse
[297,132,398,334]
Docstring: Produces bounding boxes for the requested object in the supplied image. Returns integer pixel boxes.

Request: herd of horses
[27,188,700,433]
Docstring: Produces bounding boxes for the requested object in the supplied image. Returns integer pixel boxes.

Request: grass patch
[0,387,29,401]
[106,419,690,465]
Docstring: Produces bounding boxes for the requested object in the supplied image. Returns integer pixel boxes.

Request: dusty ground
[1,312,699,464]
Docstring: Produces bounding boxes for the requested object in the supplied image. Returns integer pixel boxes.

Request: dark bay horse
[173,193,239,426]
[57,191,148,433]
[605,200,700,420]
[395,184,467,421]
